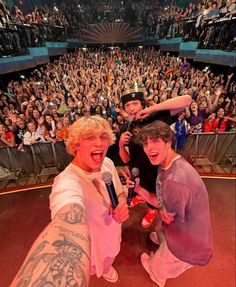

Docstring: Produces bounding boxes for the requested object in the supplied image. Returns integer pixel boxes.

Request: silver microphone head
[128,116,134,124]
[127,116,134,132]
[131,167,139,177]
[102,171,113,184]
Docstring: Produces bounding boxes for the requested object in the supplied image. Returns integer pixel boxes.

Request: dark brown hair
[136,120,174,145]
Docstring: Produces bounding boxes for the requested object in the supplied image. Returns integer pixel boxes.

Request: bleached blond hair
[66,115,116,156]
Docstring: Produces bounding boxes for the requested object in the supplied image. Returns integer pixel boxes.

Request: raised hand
[214,87,223,97]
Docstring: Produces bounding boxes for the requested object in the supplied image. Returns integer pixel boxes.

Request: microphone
[127,167,139,206]
[102,171,119,209]
[127,116,134,132]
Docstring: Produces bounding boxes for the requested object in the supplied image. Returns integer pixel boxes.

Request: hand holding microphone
[119,131,132,148]
[127,116,134,132]
[102,171,129,223]
[127,167,139,206]
[119,116,134,148]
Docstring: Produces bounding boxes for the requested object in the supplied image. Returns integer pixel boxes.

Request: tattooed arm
[10,203,91,287]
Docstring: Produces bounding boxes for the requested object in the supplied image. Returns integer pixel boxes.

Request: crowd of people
[0,0,163,28]
[0,0,82,56]
[149,0,236,50]
[0,0,235,57]
[0,48,235,152]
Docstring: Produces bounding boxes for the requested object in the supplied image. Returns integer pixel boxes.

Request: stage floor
[0,177,235,287]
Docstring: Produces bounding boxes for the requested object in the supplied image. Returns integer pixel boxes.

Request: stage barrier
[0,132,235,189]
[181,132,235,173]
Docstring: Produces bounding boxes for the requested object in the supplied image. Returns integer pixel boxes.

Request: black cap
[121,88,145,106]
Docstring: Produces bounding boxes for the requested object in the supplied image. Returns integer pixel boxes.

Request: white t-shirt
[50,157,124,277]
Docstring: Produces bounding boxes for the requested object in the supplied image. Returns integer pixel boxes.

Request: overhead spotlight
[19,74,25,79]
[78,4,81,8]
[53,6,58,12]
[138,45,143,49]
[82,47,87,51]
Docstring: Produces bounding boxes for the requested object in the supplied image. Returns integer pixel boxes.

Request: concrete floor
[0,177,235,287]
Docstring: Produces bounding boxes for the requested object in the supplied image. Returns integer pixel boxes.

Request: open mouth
[129,113,137,119]
[148,152,159,162]
[91,150,103,163]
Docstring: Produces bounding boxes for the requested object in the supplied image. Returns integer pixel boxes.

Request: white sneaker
[102,266,119,283]
[149,232,160,245]
[140,253,166,287]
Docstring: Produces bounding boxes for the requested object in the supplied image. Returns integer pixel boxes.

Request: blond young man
[10,116,129,287]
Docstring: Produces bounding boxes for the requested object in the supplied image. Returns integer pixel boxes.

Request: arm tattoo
[16,235,89,287]
[18,241,49,277]
[59,204,86,225]
[55,226,90,242]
